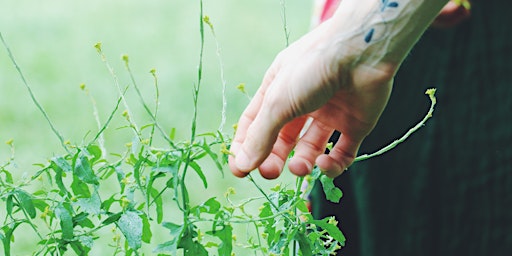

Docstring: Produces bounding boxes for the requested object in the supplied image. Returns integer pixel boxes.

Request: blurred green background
[1,0,312,254]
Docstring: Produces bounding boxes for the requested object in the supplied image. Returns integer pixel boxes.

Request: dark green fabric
[312,1,512,255]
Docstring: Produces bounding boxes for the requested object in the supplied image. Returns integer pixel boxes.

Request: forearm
[328,0,449,68]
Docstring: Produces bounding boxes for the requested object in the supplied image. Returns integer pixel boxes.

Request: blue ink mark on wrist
[365,28,375,43]
[366,0,400,43]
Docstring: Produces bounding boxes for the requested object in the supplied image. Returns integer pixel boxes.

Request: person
[231,0,512,255]
[229,0,451,179]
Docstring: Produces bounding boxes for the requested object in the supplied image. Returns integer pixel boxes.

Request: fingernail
[235,150,253,172]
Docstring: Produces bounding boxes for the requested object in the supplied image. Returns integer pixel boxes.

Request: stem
[0,33,70,154]
[279,0,290,47]
[12,197,44,241]
[203,16,228,132]
[95,44,142,142]
[354,89,437,162]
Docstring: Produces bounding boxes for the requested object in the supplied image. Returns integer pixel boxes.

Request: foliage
[0,1,437,255]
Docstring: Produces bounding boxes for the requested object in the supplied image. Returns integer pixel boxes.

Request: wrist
[327,0,449,68]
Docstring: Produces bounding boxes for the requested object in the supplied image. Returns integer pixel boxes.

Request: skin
[229,0,450,179]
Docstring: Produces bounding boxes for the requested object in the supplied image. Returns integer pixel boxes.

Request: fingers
[288,119,333,176]
[229,62,294,176]
[316,133,362,178]
[229,67,277,177]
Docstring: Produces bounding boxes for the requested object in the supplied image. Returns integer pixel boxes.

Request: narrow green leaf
[102,212,122,226]
[320,175,343,203]
[50,157,71,196]
[141,213,152,243]
[31,198,49,213]
[6,195,13,217]
[114,166,126,193]
[200,140,224,176]
[74,155,98,185]
[149,187,163,223]
[55,204,74,241]
[189,161,208,188]
[2,221,23,256]
[118,210,143,250]
[70,240,91,255]
[14,189,36,219]
[133,155,145,190]
[74,213,95,229]
[1,169,13,184]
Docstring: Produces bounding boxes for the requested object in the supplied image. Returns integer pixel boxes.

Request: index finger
[229,65,279,177]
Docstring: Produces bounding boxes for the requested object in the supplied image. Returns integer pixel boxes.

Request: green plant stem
[247,174,295,224]
[353,89,437,163]
[123,58,177,149]
[95,44,143,142]
[0,33,70,155]
[279,0,290,47]
[90,86,127,145]
[11,197,44,241]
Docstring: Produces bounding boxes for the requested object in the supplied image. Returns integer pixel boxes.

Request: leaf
[50,157,71,196]
[154,222,185,254]
[149,188,163,223]
[73,213,95,229]
[296,199,310,213]
[74,155,98,185]
[207,224,233,256]
[78,235,94,249]
[71,176,91,198]
[102,212,122,226]
[295,229,313,256]
[141,213,152,244]
[74,191,101,215]
[320,175,343,203]
[307,217,346,246]
[14,189,36,219]
[189,161,208,188]
[55,204,74,241]
[86,144,102,164]
[118,210,143,250]
[200,140,224,176]
[5,195,13,217]
[1,169,13,184]
[193,197,221,216]
[70,240,91,255]
[180,226,208,256]
[114,166,126,193]
[1,221,23,256]
[52,156,72,173]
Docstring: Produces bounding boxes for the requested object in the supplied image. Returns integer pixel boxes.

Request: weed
[0,1,436,255]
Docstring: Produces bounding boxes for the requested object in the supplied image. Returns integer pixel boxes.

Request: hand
[228,20,395,179]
